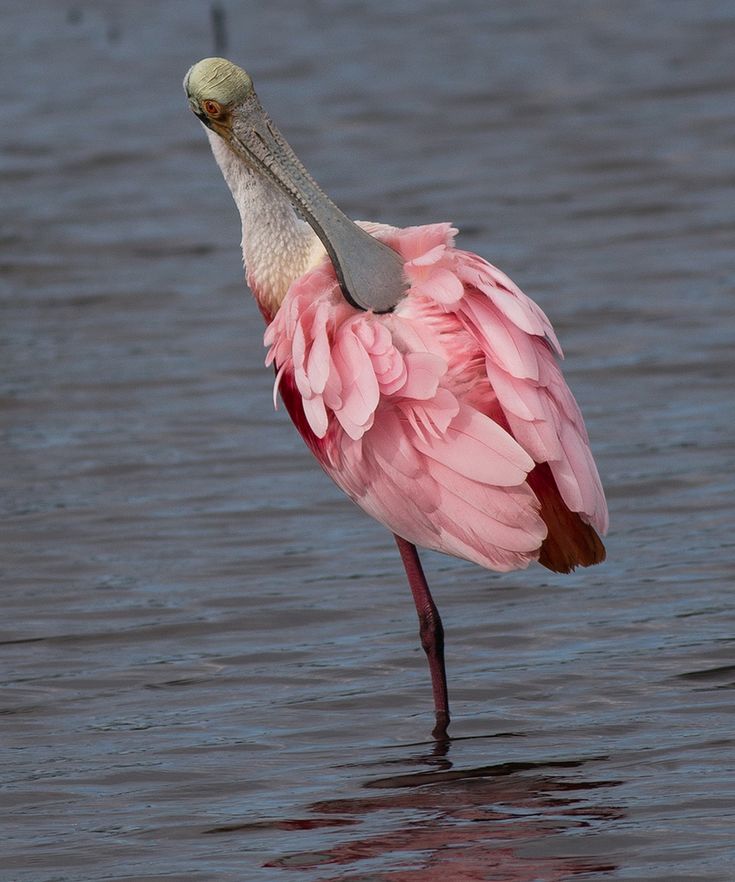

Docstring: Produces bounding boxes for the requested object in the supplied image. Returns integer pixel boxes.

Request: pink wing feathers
[265,223,607,573]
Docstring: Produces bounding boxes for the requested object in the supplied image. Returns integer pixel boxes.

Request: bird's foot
[431,711,450,741]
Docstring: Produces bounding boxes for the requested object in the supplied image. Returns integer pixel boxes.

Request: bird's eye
[203,99,223,118]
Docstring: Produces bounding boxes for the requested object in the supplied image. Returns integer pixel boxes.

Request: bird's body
[265,221,607,573]
[185,58,608,738]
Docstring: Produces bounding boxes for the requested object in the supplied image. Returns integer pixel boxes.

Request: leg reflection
[263,744,621,879]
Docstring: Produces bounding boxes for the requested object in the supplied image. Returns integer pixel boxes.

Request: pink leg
[394,535,450,739]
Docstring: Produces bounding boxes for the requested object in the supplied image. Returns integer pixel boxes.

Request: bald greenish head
[184,57,254,114]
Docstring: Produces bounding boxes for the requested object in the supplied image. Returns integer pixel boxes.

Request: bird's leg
[394,535,450,740]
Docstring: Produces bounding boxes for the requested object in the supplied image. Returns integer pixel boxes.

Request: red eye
[203,100,222,118]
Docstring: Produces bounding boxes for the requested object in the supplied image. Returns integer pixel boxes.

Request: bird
[184,58,608,739]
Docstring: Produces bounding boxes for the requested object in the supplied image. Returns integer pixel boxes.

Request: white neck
[207,129,324,318]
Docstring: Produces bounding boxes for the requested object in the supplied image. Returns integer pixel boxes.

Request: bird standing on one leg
[184,58,608,739]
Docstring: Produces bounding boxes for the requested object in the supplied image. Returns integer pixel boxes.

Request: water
[2,1,734,879]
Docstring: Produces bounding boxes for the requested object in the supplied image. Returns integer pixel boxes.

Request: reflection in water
[260,742,620,880]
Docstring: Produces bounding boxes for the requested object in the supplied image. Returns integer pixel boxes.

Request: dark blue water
[2,2,734,879]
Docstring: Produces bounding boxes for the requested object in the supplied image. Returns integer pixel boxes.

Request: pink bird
[184,58,608,739]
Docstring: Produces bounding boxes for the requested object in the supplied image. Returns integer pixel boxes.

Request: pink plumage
[265,222,607,575]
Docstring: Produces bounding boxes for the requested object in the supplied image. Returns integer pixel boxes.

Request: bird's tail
[527,463,606,574]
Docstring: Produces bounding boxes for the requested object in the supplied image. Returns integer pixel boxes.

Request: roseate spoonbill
[184,58,608,739]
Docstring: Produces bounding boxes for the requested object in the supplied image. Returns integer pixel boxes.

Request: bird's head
[184,57,407,313]
[184,57,255,137]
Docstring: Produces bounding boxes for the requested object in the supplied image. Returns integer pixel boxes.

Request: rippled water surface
[2,2,734,880]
